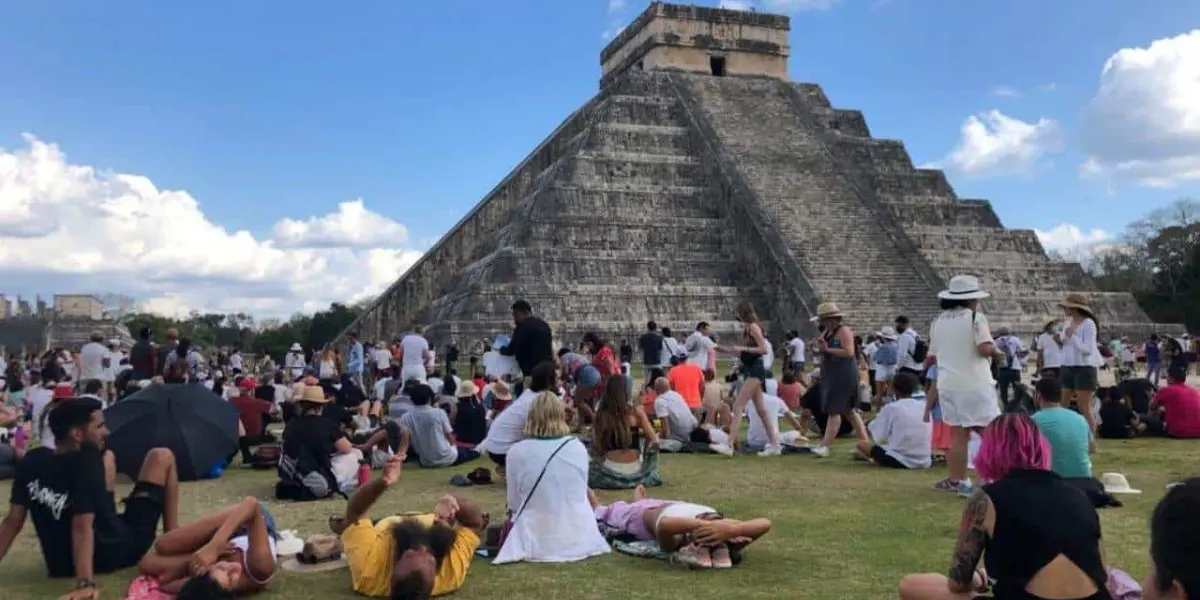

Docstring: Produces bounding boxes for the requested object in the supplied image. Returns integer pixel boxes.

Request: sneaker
[956,480,975,498]
[709,443,735,457]
[711,545,733,569]
[933,478,960,492]
[757,444,783,457]
[810,445,830,458]
[676,544,712,568]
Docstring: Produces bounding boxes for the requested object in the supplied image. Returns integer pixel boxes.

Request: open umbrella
[104,383,239,482]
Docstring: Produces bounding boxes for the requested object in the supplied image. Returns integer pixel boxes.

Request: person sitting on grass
[395,384,480,468]
[742,391,806,453]
[129,495,277,598]
[590,484,771,569]
[450,380,487,449]
[1031,377,1095,479]
[855,372,932,469]
[651,377,697,452]
[898,414,1109,600]
[1097,388,1142,440]
[1144,366,1200,439]
[335,454,486,598]
[0,397,180,600]
[590,375,661,489]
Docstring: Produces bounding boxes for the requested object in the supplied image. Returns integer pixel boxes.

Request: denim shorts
[741,359,769,383]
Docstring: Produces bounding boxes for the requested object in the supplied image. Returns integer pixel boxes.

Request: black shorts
[488,451,506,467]
[741,359,769,384]
[1040,367,1061,379]
[869,445,910,469]
[1061,366,1099,392]
[98,481,165,573]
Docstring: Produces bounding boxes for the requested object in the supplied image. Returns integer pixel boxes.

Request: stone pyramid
[344,2,1163,347]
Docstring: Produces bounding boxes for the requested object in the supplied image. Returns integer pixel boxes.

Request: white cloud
[927,110,1062,177]
[271,199,408,249]
[762,0,842,10]
[607,0,627,13]
[718,0,754,9]
[0,134,423,317]
[989,85,1021,98]
[1035,224,1112,251]
[1078,30,1200,187]
[1039,83,1058,92]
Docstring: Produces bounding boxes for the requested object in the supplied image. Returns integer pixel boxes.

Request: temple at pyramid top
[600,2,791,87]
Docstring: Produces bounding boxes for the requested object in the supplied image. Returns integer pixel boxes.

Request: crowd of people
[0,279,1198,600]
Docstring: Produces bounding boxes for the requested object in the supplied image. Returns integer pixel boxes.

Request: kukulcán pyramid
[341,2,1166,347]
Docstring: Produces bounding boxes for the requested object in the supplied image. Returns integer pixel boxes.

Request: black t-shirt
[638,332,664,365]
[1098,402,1136,438]
[11,447,132,578]
[446,345,460,364]
[282,414,346,472]
[1119,378,1155,414]
[254,384,275,404]
[619,343,633,364]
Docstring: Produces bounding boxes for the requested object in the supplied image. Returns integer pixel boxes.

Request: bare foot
[634,484,647,501]
[587,488,599,509]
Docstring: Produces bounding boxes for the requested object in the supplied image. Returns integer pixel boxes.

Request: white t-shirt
[374,347,392,370]
[788,338,806,364]
[654,390,698,442]
[1036,332,1062,368]
[272,383,289,407]
[79,342,108,381]
[1062,319,1104,368]
[229,353,243,371]
[744,394,789,448]
[285,352,306,377]
[929,309,994,392]
[897,330,921,371]
[103,350,124,382]
[400,334,429,368]
[867,396,933,468]
[477,389,537,456]
[684,332,715,368]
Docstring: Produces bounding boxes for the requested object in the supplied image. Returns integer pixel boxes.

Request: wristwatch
[76,580,96,590]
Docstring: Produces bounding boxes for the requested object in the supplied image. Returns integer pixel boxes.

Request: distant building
[54,295,105,320]
[0,294,10,319]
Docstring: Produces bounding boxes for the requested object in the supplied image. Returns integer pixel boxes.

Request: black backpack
[911,339,930,363]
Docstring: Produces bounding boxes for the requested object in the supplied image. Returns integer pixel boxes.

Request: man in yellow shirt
[335,455,487,598]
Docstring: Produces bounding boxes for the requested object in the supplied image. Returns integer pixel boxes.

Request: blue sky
[1,0,1198,316]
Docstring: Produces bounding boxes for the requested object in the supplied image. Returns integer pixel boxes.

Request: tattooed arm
[947,490,992,594]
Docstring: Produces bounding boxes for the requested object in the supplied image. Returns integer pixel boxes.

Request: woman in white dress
[494,391,610,565]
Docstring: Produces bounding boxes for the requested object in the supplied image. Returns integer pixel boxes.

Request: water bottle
[356,461,371,487]
[13,425,26,451]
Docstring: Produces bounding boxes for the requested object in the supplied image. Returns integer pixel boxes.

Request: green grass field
[0,437,1191,600]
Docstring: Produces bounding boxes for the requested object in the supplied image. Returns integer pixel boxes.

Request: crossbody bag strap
[511,438,572,522]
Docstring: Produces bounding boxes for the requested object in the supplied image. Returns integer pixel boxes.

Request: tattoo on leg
[948,491,989,588]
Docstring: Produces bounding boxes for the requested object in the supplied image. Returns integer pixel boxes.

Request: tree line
[1052,197,1200,332]
[121,300,368,362]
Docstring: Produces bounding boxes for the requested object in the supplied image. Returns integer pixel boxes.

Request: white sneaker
[709,443,734,457]
[757,445,783,457]
[810,445,830,458]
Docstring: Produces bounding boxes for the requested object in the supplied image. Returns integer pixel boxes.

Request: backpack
[276,441,341,502]
[910,339,929,364]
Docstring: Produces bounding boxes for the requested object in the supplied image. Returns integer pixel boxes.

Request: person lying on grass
[331,454,488,598]
[133,496,276,598]
[590,484,771,569]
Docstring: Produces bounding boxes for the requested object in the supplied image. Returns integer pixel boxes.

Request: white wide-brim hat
[1100,472,1141,495]
[878,326,899,341]
[938,275,990,300]
[290,343,303,352]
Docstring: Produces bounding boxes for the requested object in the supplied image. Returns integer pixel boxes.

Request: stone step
[481,247,742,286]
[809,107,871,138]
[825,136,915,175]
[424,320,753,348]
[587,122,694,158]
[868,171,957,202]
[608,95,686,127]
[889,200,1004,228]
[564,154,706,188]
[517,220,731,254]
[534,185,719,218]
[908,226,1047,256]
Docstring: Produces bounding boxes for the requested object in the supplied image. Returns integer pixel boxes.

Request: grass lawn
[1,436,1192,600]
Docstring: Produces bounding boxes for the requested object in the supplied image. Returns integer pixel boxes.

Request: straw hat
[878,326,899,341]
[1059,293,1095,317]
[489,380,512,401]
[808,302,844,322]
[938,275,990,300]
[455,380,479,398]
[298,385,330,404]
[1100,472,1141,495]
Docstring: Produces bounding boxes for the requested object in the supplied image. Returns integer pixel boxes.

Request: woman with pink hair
[898,414,1113,600]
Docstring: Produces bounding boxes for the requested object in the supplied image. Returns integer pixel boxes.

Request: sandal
[711,545,732,569]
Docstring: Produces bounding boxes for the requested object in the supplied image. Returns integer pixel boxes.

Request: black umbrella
[104,383,240,482]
